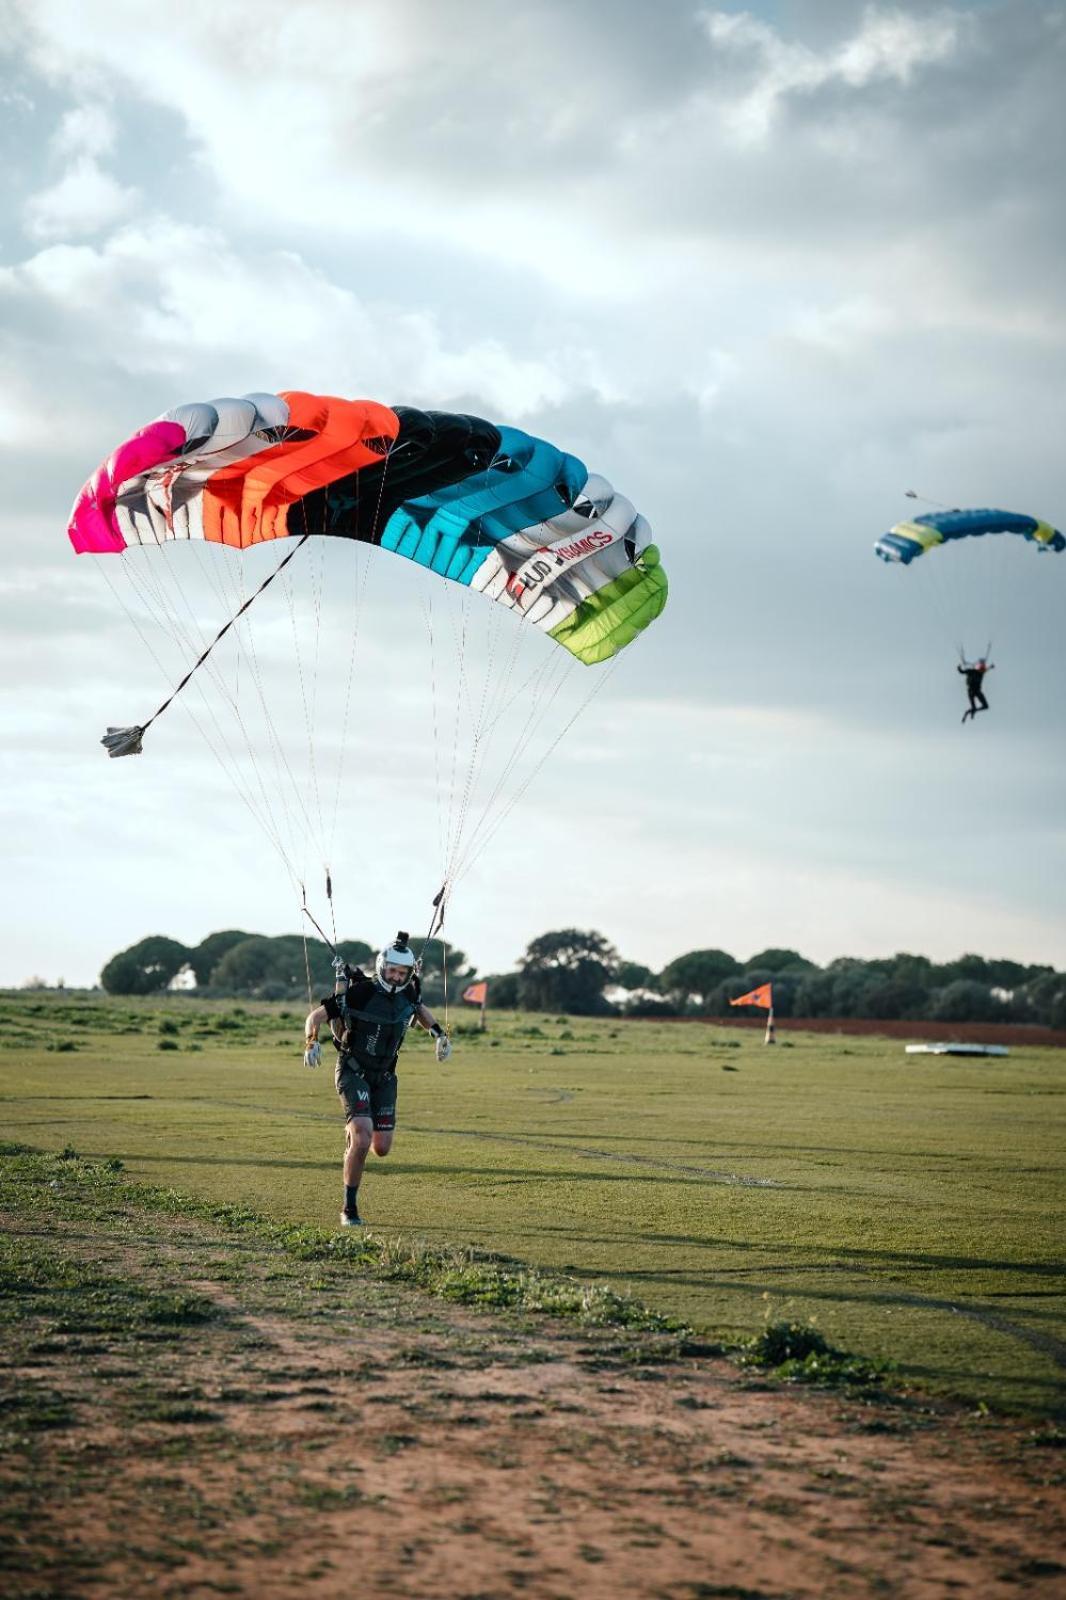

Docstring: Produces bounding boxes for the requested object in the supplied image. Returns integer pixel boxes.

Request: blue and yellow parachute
[875,507,1065,565]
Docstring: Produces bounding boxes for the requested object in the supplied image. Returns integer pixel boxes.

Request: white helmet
[375,932,416,992]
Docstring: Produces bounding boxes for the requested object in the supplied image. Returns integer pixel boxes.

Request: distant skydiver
[958,657,994,723]
[303,933,451,1226]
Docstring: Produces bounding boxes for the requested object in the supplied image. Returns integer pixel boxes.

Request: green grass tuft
[742,1319,890,1390]
[0,1237,222,1335]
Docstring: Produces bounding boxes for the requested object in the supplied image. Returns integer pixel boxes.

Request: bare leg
[344,1117,373,1189]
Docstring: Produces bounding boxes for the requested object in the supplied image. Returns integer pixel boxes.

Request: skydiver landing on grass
[958,657,994,723]
[302,933,451,1227]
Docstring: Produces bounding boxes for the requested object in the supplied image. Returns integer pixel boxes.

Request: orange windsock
[729,982,773,1009]
[462,981,488,1006]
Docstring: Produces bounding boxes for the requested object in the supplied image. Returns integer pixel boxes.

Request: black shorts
[335,1056,397,1131]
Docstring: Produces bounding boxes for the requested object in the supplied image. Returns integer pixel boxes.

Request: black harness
[334,979,418,1067]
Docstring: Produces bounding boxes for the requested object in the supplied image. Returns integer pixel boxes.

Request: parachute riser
[301,896,342,964]
[958,638,993,669]
[418,884,447,967]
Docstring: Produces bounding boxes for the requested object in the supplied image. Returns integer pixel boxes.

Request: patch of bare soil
[1,1201,1064,1600]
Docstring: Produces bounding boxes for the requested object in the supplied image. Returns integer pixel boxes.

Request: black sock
[344,1185,359,1214]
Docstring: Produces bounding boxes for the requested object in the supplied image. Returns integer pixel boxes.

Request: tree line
[99,931,472,1009]
[99,928,1066,1027]
[482,933,1066,1027]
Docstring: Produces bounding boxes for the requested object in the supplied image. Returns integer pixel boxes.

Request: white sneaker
[340,1208,362,1227]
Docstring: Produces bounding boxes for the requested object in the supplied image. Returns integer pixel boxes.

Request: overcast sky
[1,0,1064,989]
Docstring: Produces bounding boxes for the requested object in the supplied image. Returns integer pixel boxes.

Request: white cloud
[702,5,965,141]
[24,155,138,239]
[9,0,616,283]
[53,103,116,160]
[3,0,1056,335]
[0,218,589,436]
[22,98,138,240]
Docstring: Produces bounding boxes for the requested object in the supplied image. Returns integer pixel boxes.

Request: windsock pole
[764,991,776,1046]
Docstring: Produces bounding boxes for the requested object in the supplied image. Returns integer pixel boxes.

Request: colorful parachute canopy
[68,391,667,665]
[874,507,1065,566]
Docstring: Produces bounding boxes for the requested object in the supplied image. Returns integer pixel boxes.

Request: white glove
[304,1039,322,1069]
[434,1032,452,1064]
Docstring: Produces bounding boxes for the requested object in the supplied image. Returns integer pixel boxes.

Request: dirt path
[1,1182,1064,1599]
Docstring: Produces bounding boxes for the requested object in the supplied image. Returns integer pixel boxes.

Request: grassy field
[1,992,1063,1416]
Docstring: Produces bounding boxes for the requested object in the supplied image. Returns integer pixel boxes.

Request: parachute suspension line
[218,546,301,856]
[453,588,527,851]
[428,562,488,891]
[167,536,326,880]
[433,511,516,890]
[426,556,474,889]
[94,556,185,704]
[327,436,398,871]
[209,562,319,890]
[453,667,609,889]
[475,642,570,747]
[190,536,246,628]
[279,509,328,889]
[453,657,620,889]
[294,451,402,929]
[421,588,447,874]
[122,551,238,725]
[301,906,314,1008]
[899,490,973,662]
[911,546,964,668]
[101,533,312,754]
[328,537,373,865]
[122,555,276,805]
[302,506,330,856]
[92,553,306,893]
[902,489,1005,668]
[440,572,474,886]
[130,544,321,888]
[445,629,552,890]
[186,539,247,708]
[131,552,306,876]
[421,544,485,888]
[444,597,500,886]
[449,648,573,883]
[127,539,273,741]
[442,505,504,886]
[197,544,310,844]
[329,553,365,798]
[147,564,317,896]
[413,493,601,919]
[442,594,573,878]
